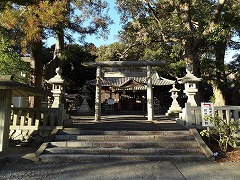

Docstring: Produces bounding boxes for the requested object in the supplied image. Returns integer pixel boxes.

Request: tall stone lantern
[166,84,182,116]
[77,85,92,114]
[46,67,70,125]
[180,68,201,106]
[177,68,201,126]
[46,67,68,108]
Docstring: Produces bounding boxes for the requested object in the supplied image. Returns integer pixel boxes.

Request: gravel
[0,160,68,180]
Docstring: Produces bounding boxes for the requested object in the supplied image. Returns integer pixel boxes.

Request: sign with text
[201,102,214,126]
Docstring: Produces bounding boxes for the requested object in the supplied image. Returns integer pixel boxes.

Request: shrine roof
[0,75,51,97]
[87,72,175,90]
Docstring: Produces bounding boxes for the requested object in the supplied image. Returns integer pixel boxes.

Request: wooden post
[0,89,12,154]
[147,65,154,121]
[95,66,102,121]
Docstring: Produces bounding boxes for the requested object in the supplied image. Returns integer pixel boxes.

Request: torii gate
[82,61,165,121]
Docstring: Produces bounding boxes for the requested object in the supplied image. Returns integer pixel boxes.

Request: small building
[87,72,175,114]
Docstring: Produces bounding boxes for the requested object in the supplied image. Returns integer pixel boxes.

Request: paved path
[1,159,240,180]
[71,114,186,131]
[1,116,239,179]
[1,147,240,180]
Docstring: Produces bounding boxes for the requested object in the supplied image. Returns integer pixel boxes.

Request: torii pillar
[146,65,153,121]
[82,61,165,121]
[95,66,102,121]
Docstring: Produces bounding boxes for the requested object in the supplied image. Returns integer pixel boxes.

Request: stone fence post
[0,90,12,154]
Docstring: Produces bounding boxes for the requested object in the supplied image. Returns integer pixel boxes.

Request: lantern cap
[46,67,69,85]
[178,68,201,83]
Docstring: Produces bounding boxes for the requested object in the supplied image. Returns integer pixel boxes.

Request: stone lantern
[166,84,182,116]
[46,67,68,108]
[46,67,70,125]
[77,85,92,114]
[177,68,201,126]
[180,68,201,106]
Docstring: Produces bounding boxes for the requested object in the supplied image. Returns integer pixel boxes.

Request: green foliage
[210,96,216,103]
[115,0,240,104]
[0,0,112,44]
[61,44,97,89]
[0,36,28,83]
[44,43,96,91]
[200,115,240,153]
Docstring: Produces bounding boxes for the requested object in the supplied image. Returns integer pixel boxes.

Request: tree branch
[116,42,142,59]
[213,0,226,23]
[67,22,98,34]
[145,1,169,42]
[202,0,227,36]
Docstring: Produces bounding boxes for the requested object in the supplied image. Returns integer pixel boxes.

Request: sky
[85,1,121,47]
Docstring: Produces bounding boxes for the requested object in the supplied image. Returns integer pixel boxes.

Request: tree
[43,43,97,90]
[0,0,112,107]
[96,42,129,61]
[0,34,28,83]
[115,0,240,105]
[0,1,46,107]
[41,0,112,71]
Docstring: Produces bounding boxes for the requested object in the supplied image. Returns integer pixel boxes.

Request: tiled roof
[87,72,175,90]
[0,75,51,97]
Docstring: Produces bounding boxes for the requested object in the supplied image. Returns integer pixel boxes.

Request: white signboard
[201,102,214,126]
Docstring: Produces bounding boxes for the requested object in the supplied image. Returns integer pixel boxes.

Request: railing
[10,106,66,131]
[177,102,240,128]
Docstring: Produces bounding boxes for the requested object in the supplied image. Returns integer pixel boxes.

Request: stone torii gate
[82,60,165,121]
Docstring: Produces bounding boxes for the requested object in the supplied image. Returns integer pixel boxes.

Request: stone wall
[9,130,53,147]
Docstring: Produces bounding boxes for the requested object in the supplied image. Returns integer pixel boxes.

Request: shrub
[200,115,240,154]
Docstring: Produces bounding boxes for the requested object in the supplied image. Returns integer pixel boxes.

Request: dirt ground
[217,148,240,162]
[209,144,240,162]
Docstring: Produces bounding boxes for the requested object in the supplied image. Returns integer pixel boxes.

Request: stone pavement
[1,115,239,179]
[0,147,240,180]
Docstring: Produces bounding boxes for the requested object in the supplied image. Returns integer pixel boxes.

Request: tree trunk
[213,41,228,105]
[44,28,65,80]
[183,39,202,76]
[212,82,226,106]
[54,28,64,67]
[29,41,43,108]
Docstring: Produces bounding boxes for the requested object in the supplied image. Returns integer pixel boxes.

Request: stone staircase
[39,128,210,162]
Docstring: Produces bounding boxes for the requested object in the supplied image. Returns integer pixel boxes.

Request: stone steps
[49,141,199,149]
[40,154,205,162]
[39,128,208,162]
[55,134,194,141]
[58,129,190,135]
[44,147,202,155]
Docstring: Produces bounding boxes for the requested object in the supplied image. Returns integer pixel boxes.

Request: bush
[200,115,240,154]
